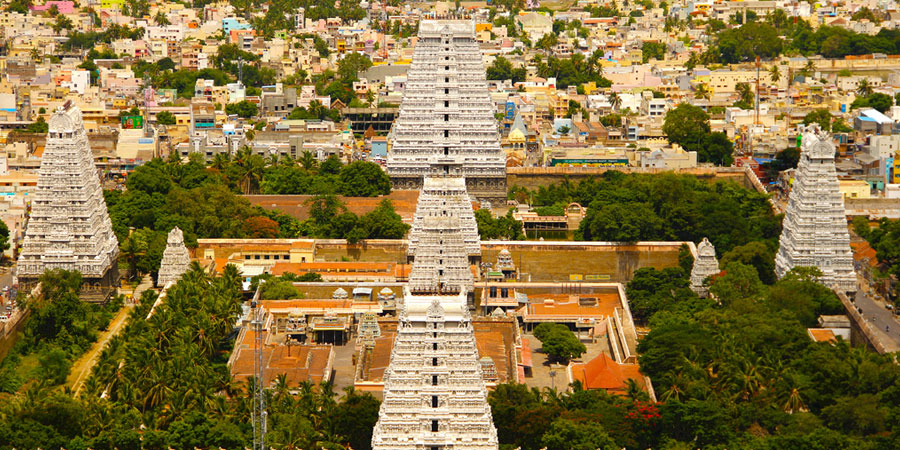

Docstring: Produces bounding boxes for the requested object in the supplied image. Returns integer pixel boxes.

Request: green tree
[225,100,258,119]
[486,56,526,83]
[338,161,390,197]
[642,41,666,63]
[578,203,662,243]
[260,279,302,300]
[802,108,833,131]
[533,323,586,363]
[734,82,754,109]
[541,418,618,450]
[475,209,525,240]
[0,220,9,255]
[700,132,734,166]
[156,111,176,125]
[662,103,710,153]
[37,345,72,385]
[721,241,776,284]
[708,261,764,305]
[715,22,783,63]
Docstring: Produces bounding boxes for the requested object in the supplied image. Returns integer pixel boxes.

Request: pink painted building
[29,1,75,14]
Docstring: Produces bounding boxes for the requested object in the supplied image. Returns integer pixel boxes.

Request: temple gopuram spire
[156,226,190,288]
[386,19,507,204]
[775,125,856,291]
[17,104,119,286]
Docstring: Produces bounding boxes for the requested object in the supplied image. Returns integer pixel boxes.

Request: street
[853,284,900,347]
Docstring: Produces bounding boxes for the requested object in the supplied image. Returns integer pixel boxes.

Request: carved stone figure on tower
[156,226,191,288]
[386,20,507,203]
[774,125,856,291]
[17,104,120,285]
[690,237,720,297]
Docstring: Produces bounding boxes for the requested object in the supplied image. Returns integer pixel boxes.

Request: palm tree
[608,92,622,112]
[210,153,231,171]
[736,82,754,106]
[800,60,815,78]
[769,65,781,83]
[299,150,318,171]
[119,234,147,281]
[234,147,265,194]
[857,78,873,97]
[694,83,711,100]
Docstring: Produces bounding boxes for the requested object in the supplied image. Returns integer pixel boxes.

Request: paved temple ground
[521,332,612,392]
[330,343,358,393]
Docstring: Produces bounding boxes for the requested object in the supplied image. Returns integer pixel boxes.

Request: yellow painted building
[839,180,871,200]
[100,0,125,9]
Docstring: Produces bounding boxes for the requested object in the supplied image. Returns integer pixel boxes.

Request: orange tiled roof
[809,328,837,343]
[571,353,645,392]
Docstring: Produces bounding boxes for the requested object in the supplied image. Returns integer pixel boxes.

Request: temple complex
[386,20,507,204]
[372,171,498,449]
[775,125,856,292]
[690,238,720,298]
[17,104,120,287]
[157,226,191,288]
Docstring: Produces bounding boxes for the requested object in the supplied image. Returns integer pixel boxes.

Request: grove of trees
[0,265,382,450]
[510,172,780,252]
[106,151,400,282]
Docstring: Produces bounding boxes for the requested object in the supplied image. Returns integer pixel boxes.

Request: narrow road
[854,278,900,352]
[68,277,155,394]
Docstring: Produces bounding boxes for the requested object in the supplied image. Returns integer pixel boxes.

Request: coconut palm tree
[234,148,266,194]
[608,92,622,112]
[857,78,873,97]
[210,152,231,171]
[299,150,318,171]
[800,60,815,78]
[694,83,711,100]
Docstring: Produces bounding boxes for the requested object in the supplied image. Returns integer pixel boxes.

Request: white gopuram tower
[690,237,720,298]
[372,176,498,450]
[156,226,191,288]
[386,20,507,204]
[18,104,120,285]
[371,291,499,450]
[775,125,856,292]
[408,177,481,261]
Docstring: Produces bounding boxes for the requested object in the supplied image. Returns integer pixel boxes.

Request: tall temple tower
[775,125,856,292]
[690,237,719,298]
[386,20,507,204]
[371,177,498,450]
[156,226,191,288]
[17,104,120,285]
[408,177,480,261]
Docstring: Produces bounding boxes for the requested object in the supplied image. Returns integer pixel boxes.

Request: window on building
[431,420,439,432]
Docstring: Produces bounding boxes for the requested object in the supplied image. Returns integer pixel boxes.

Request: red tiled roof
[571,353,645,392]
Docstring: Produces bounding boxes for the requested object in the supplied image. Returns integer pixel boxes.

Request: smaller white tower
[690,237,720,298]
[157,227,191,288]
